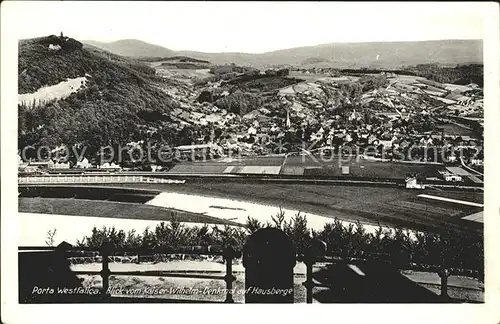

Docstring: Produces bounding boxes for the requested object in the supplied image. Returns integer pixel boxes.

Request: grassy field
[438,123,476,137]
[93,182,483,235]
[18,197,242,226]
[300,160,444,179]
[288,72,349,83]
[169,164,229,173]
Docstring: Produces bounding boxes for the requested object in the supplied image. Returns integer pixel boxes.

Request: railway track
[19,172,482,191]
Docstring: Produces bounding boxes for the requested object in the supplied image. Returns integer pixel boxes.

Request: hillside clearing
[18,76,88,106]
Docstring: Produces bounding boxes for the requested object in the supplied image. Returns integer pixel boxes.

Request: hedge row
[66,209,482,272]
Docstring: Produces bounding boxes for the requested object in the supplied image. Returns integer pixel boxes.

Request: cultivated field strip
[168,156,448,180]
[169,164,228,173]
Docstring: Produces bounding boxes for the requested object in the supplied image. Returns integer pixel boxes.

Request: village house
[470,158,484,166]
[100,162,121,170]
[247,126,257,135]
[405,176,426,189]
[76,158,92,168]
[52,161,70,169]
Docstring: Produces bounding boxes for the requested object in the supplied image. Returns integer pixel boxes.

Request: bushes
[214,90,263,115]
[197,89,224,103]
[359,75,388,92]
[229,75,300,92]
[209,64,258,78]
[406,64,483,87]
[75,214,246,251]
[73,209,483,272]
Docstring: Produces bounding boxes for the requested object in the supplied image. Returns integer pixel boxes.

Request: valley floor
[92,182,483,234]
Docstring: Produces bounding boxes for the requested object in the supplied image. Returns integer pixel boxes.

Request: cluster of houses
[20,66,483,178]
[18,154,122,173]
[145,71,484,169]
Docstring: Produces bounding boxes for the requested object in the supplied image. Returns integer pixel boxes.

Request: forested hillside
[18,35,179,156]
[84,39,483,69]
[406,64,484,87]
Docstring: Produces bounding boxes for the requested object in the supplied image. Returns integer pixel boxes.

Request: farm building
[405,177,425,189]
[448,154,457,163]
[438,170,463,182]
[174,144,223,161]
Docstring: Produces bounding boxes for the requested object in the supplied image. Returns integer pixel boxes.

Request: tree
[45,228,57,247]
[178,126,195,146]
[141,227,156,249]
[283,212,311,256]
[124,229,142,249]
[193,225,215,246]
[246,216,264,234]
[270,207,286,229]
[70,210,483,280]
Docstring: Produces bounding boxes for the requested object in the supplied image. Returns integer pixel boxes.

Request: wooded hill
[18,35,180,156]
[84,39,483,69]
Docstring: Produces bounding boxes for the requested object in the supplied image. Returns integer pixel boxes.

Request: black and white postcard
[1,2,499,324]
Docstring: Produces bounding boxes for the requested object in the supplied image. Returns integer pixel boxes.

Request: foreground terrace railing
[19,244,483,303]
[300,252,483,303]
[19,245,240,303]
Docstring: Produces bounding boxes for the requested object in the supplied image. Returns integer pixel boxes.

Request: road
[459,157,483,176]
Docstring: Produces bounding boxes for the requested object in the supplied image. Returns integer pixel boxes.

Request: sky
[4,1,488,53]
